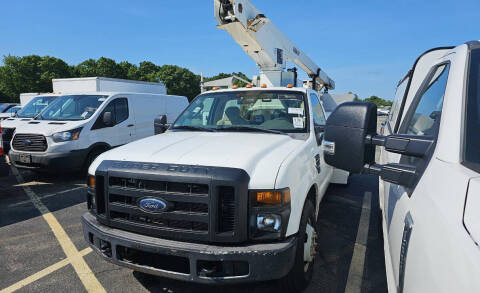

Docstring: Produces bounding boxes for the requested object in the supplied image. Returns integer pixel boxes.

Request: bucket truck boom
[214,0,335,91]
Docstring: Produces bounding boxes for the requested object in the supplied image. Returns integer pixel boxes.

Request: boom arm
[214,0,334,90]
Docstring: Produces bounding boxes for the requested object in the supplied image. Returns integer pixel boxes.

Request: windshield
[16,96,57,118]
[173,90,308,133]
[38,95,107,121]
[0,104,10,112]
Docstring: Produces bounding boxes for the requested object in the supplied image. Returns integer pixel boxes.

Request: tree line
[0,55,249,103]
[354,95,393,107]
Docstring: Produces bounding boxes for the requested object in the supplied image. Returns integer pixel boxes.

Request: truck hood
[12,120,86,136]
[90,131,305,189]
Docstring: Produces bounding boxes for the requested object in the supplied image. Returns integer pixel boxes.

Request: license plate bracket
[19,153,32,164]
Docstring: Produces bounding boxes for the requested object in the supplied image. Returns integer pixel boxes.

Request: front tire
[282,199,317,292]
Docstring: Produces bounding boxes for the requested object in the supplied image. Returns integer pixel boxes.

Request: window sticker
[98,98,106,102]
[288,107,304,115]
[293,117,304,128]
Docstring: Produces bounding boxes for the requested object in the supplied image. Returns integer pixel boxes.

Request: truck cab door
[383,62,450,292]
[308,93,330,186]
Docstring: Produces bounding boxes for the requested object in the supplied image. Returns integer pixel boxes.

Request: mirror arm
[365,134,433,158]
[364,163,417,187]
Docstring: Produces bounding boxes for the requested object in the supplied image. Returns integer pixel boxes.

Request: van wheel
[83,148,105,173]
[282,199,317,292]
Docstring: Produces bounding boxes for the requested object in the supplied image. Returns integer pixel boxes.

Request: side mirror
[154,115,168,135]
[103,112,114,127]
[323,102,377,173]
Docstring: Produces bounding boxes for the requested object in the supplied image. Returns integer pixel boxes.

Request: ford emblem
[139,198,167,213]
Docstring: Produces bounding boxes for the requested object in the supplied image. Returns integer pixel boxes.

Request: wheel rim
[304,219,318,272]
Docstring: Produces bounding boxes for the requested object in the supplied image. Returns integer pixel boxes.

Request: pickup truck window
[173,90,308,133]
[465,49,480,171]
[389,76,410,132]
[403,63,450,136]
[309,93,326,126]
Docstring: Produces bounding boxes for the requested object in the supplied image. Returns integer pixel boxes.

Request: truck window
[402,63,450,136]
[389,76,410,132]
[309,94,326,126]
[464,49,480,172]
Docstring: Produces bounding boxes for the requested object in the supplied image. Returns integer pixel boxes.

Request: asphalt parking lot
[0,161,387,293]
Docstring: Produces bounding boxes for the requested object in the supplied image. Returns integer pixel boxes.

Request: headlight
[52,127,82,143]
[249,188,291,241]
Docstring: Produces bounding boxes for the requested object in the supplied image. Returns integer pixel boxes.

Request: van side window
[309,94,326,126]
[403,63,450,136]
[115,98,129,124]
[92,98,129,130]
[464,49,480,172]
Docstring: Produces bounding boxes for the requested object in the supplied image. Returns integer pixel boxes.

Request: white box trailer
[20,93,40,106]
[52,77,167,95]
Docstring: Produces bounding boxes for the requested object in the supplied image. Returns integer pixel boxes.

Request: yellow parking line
[8,165,106,293]
[0,248,92,293]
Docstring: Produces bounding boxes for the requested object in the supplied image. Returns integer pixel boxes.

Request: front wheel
[282,199,318,292]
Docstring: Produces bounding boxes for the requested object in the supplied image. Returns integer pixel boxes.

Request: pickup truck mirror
[154,115,168,135]
[103,112,114,127]
[323,102,432,188]
[323,102,377,173]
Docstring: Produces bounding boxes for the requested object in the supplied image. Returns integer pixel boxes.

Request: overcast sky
[1,0,478,99]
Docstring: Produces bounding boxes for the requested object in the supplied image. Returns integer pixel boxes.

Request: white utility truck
[9,78,188,172]
[324,41,480,292]
[82,1,346,291]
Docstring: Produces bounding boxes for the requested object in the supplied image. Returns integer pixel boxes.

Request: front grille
[94,161,250,243]
[107,177,210,237]
[12,133,47,152]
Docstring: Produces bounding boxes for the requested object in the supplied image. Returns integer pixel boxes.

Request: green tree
[156,65,201,101]
[137,61,160,81]
[75,59,97,77]
[0,55,71,102]
[362,95,392,107]
[96,57,122,78]
[118,61,138,80]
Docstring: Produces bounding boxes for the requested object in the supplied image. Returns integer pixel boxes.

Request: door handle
[127,124,134,128]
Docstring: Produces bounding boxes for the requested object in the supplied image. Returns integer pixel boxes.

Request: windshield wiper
[217,126,287,135]
[172,125,216,132]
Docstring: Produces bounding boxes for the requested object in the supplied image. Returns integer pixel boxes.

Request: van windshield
[172,90,308,133]
[16,96,57,118]
[38,95,107,121]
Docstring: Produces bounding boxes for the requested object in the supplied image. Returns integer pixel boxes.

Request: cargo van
[2,95,59,152]
[9,92,188,172]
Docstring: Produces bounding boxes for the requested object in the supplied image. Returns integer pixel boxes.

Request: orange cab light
[246,84,253,88]
[212,87,219,91]
[286,84,293,88]
[233,84,239,89]
[88,175,96,189]
[261,83,267,88]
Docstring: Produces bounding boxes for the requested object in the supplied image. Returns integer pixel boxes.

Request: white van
[2,95,59,152]
[9,92,188,171]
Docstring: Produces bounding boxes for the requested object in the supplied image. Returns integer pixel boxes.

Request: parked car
[323,41,480,292]
[2,95,59,153]
[0,105,22,120]
[0,104,20,116]
[9,92,188,172]
[82,86,349,291]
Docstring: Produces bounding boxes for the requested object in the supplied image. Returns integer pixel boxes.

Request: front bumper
[82,212,297,284]
[9,149,88,171]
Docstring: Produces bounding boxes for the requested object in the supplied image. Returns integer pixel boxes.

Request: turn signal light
[252,188,290,206]
[87,175,96,189]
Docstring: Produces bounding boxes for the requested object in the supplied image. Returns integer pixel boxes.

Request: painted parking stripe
[8,186,86,208]
[345,191,372,293]
[8,165,106,293]
[0,248,92,293]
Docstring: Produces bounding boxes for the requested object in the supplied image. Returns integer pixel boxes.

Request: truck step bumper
[81,212,297,284]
